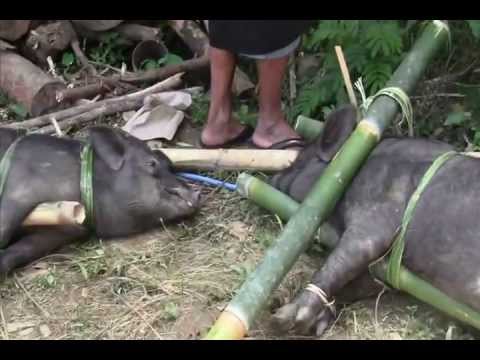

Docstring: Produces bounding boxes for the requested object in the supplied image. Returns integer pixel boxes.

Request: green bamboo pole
[205,21,450,340]
[294,115,324,141]
[236,173,300,222]
[235,174,480,331]
[370,261,480,330]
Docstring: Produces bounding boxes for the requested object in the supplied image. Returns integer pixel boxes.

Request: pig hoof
[271,290,336,337]
[271,303,299,333]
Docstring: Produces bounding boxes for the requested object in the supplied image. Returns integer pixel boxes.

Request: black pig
[0,126,200,276]
[270,105,480,336]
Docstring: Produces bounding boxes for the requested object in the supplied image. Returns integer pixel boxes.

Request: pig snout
[159,183,201,222]
[167,186,201,209]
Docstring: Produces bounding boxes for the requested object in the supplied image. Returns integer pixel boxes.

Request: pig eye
[147,160,157,168]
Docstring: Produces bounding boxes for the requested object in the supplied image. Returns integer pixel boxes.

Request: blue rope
[176,172,238,192]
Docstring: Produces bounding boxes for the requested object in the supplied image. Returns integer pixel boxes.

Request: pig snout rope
[0,137,95,249]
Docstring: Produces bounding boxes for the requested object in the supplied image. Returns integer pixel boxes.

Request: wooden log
[120,55,209,84]
[22,201,85,226]
[5,73,183,130]
[71,20,124,32]
[168,20,255,95]
[55,78,133,104]
[51,55,209,103]
[0,50,67,116]
[0,20,31,41]
[22,21,75,67]
[71,23,134,47]
[154,148,299,172]
[37,98,141,134]
[115,23,162,42]
[168,20,209,57]
[36,74,184,134]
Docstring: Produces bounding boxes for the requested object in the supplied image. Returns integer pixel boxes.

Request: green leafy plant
[0,91,28,120]
[57,50,80,76]
[140,53,184,71]
[0,92,8,107]
[443,86,480,150]
[89,32,129,68]
[188,93,210,125]
[466,20,480,40]
[291,20,412,120]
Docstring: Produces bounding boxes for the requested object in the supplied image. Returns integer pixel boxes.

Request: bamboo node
[358,120,381,140]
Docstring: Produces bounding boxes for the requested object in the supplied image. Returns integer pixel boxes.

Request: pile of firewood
[0,20,254,134]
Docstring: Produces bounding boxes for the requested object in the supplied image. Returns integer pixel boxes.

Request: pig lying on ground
[0,126,200,277]
[269,105,480,336]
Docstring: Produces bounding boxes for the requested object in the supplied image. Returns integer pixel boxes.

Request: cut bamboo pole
[236,173,300,221]
[158,149,299,172]
[204,20,450,340]
[294,115,324,141]
[22,201,85,227]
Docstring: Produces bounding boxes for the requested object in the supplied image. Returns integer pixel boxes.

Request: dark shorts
[206,20,315,56]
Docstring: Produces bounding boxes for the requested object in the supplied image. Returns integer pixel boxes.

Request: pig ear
[153,150,174,167]
[317,105,358,162]
[87,127,126,171]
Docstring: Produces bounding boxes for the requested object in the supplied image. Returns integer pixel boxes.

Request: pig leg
[272,209,398,336]
[0,225,88,277]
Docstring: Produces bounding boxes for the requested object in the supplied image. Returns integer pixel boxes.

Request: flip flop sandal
[199,127,254,149]
[252,138,306,150]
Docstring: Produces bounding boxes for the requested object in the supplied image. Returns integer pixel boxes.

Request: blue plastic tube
[176,172,237,192]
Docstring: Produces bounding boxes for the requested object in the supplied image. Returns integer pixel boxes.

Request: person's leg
[252,55,301,149]
[201,46,247,147]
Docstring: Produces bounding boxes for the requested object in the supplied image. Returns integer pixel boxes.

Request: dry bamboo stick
[156,148,300,172]
[22,201,85,227]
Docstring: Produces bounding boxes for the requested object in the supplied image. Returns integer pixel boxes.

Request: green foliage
[291,20,411,120]
[8,103,27,120]
[290,20,480,152]
[89,32,130,68]
[140,53,184,71]
[57,50,80,76]
[466,20,480,40]
[0,91,27,120]
[443,86,480,150]
[0,92,8,107]
[189,93,210,125]
[62,51,75,67]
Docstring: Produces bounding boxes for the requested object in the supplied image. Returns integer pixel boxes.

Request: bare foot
[252,111,301,149]
[201,108,247,147]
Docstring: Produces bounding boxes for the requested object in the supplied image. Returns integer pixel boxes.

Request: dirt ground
[0,183,477,340]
